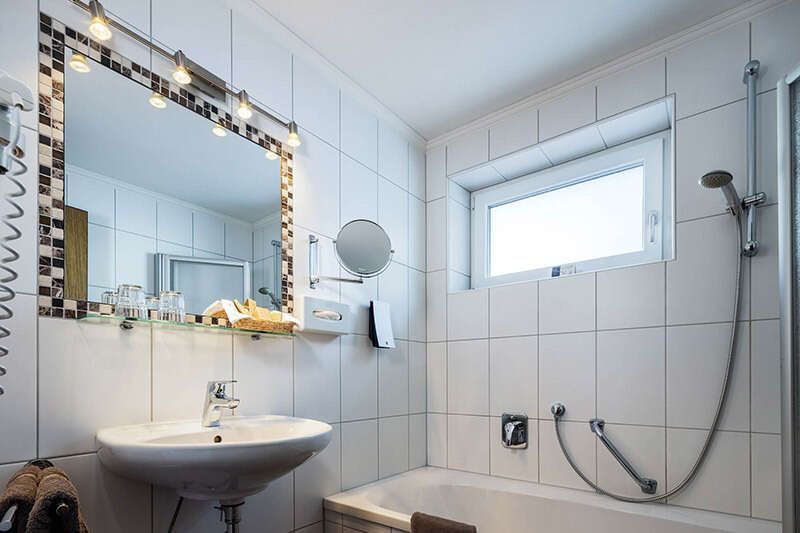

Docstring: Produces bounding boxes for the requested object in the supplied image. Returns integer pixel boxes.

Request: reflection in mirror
[334,219,393,277]
[63,57,283,315]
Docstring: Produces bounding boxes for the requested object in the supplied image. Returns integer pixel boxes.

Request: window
[472,135,668,288]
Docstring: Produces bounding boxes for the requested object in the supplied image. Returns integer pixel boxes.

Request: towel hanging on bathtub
[0,464,42,533]
[410,511,477,533]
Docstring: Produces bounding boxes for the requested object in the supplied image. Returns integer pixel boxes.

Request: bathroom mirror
[36,23,294,319]
[333,219,393,277]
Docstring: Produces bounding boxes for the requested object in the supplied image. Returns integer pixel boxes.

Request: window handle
[648,211,659,244]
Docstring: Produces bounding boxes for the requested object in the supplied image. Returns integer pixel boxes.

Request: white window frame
[471,135,667,288]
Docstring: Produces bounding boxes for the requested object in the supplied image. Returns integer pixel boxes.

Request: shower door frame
[778,61,800,533]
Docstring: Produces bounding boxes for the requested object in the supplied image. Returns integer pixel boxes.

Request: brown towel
[410,512,477,533]
[0,465,42,533]
[26,467,88,533]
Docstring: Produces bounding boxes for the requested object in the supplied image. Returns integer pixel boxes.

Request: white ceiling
[65,61,281,223]
[255,0,748,139]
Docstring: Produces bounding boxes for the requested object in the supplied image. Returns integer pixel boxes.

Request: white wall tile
[341,420,378,490]
[0,295,36,463]
[447,289,488,340]
[757,90,778,206]
[539,420,596,491]
[378,177,409,264]
[751,0,800,90]
[341,93,378,171]
[447,415,489,474]
[597,262,665,330]
[153,487,218,533]
[446,129,488,175]
[597,328,665,426]
[233,335,293,417]
[489,280,538,337]
[378,123,409,190]
[408,268,427,342]
[379,340,409,417]
[379,416,409,478]
[409,342,427,414]
[426,198,446,272]
[340,273,376,336]
[152,328,232,421]
[538,332,595,421]
[751,205,779,320]
[378,261,409,340]
[293,130,341,238]
[192,211,225,255]
[295,424,341,528]
[293,59,340,147]
[447,339,489,416]
[447,198,470,276]
[489,336,537,417]
[39,318,151,456]
[295,333,340,424]
[0,0,38,130]
[341,334,377,421]
[156,201,193,246]
[427,342,447,413]
[426,271,447,342]
[539,85,595,141]
[409,144,426,201]
[54,453,151,533]
[232,10,292,119]
[489,107,538,160]
[596,424,665,498]
[667,429,750,516]
[427,413,447,467]
[675,100,746,222]
[751,319,780,434]
[490,417,538,482]
[667,215,749,325]
[89,224,115,289]
[115,187,156,238]
[666,322,749,431]
[157,240,192,257]
[409,413,427,469]
[539,273,595,334]
[223,221,251,261]
[667,22,748,119]
[67,170,115,227]
[409,196,426,272]
[239,472,294,533]
[751,433,781,521]
[341,155,378,224]
[115,231,156,293]
[597,57,665,119]
[152,0,231,81]
[539,125,605,166]
[426,146,447,201]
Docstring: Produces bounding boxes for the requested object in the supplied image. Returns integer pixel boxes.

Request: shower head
[699,171,741,215]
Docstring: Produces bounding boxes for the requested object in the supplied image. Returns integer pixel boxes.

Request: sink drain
[213,435,222,443]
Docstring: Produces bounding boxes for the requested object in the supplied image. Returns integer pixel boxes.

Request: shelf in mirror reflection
[76,312,295,338]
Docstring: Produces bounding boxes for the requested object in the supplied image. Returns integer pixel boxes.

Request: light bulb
[172,50,192,85]
[236,90,253,120]
[265,150,278,160]
[69,52,91,73]
[148,91,166,109]
[286,121,301,148]
[88,1,112,41]
[212,123,227,137]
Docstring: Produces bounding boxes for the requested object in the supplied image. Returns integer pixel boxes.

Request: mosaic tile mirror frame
[36,12,294,323]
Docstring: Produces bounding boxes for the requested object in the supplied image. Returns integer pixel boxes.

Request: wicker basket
[208,310,295,334]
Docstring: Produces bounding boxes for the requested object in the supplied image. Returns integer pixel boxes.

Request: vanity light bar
[68,0,299,146]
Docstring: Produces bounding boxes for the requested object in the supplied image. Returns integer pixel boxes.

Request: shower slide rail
[589,417,658,495]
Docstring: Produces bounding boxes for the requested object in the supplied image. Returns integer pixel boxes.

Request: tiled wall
[66,166,257,300]
[425,1,800,524]
[0,0,426,532]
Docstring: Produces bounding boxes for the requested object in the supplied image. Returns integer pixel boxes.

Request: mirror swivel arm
[309,235,363,289]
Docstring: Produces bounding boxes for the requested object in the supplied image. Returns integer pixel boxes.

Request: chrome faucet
[201,380,240,427]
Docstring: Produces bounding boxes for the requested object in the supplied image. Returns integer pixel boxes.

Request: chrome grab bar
[589,419,658,495]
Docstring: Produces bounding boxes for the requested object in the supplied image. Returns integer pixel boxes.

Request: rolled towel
[410,511,477,533]
[27,467,88,533]
[0,465,41,533]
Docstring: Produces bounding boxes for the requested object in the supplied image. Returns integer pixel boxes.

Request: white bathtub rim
[324,466,780,533]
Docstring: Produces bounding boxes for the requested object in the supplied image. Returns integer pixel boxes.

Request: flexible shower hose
[552,213,743,503]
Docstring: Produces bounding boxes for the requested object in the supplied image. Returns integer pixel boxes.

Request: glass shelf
[77,313,295,338]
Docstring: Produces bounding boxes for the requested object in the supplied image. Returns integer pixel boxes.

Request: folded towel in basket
[410,511,477,533]
[0,465,42,533]
[27,467,88,533]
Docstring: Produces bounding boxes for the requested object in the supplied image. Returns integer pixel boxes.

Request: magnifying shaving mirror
[309,219,393,288]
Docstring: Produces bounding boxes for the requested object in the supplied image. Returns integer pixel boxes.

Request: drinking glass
[158,290,185,322]
[115,284,147,318]
[100,290,117,306]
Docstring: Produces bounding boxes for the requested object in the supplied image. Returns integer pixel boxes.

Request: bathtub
[324,467,780,533]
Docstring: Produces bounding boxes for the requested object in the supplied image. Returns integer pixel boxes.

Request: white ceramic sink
[97,415,332,501]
